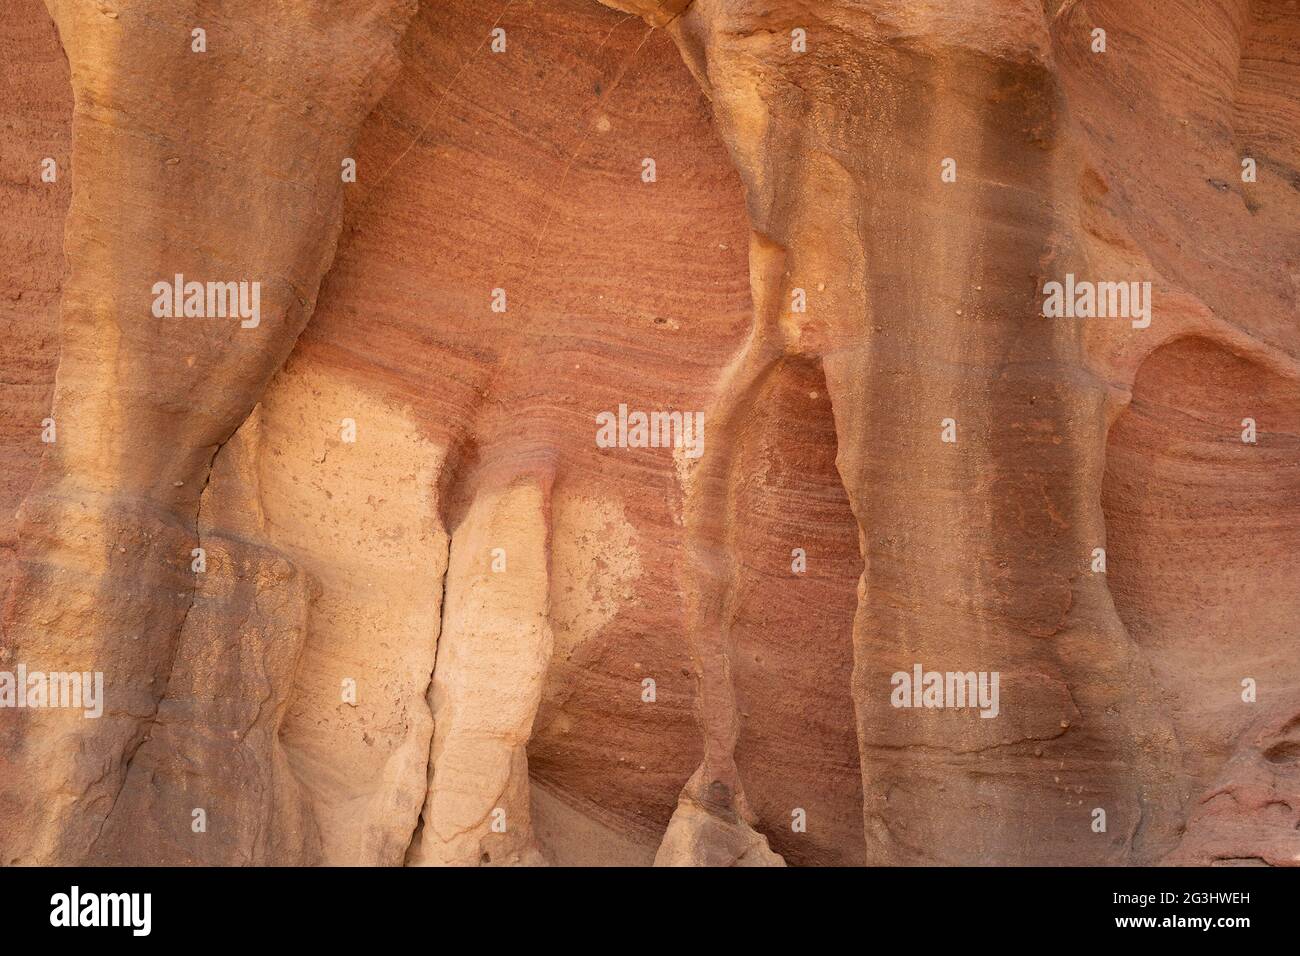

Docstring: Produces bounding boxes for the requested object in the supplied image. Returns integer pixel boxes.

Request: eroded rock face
[0,0,417,865]
[0,0,1295,866]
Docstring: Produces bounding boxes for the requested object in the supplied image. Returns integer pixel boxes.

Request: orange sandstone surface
[0,0,1296,866]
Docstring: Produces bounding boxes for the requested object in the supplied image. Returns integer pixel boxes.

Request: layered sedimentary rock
[0,0,417,864]
[1,0,1296,866]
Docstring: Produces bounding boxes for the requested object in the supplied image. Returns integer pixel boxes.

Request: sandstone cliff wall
[1,0,1295,866]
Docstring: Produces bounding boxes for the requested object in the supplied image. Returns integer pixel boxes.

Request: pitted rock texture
[0,0,1296,867]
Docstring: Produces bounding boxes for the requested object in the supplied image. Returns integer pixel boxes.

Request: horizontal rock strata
[0,0,1296,866]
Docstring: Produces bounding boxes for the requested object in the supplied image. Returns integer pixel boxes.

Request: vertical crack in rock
[83,427,227,860]
[403,527,455,864]
[89,407,326,864]
[251,368,449,865]
[408,473,556,866]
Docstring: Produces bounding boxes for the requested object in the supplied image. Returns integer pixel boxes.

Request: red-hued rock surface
[0,0,1296,866]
